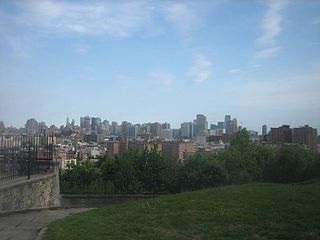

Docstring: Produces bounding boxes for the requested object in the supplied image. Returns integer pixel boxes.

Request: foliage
[60,130,320,194]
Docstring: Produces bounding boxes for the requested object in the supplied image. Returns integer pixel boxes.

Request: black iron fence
[0,134,56,182]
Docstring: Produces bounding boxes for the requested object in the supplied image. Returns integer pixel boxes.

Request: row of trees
[60,130,320,194]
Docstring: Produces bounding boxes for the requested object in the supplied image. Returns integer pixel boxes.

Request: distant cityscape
[0,114,318,169]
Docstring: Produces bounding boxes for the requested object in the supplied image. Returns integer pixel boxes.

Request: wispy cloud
[255,46,281,59]
[162,2,195,38]
[73,42,90,55]
[257,0,288,45]
[11,1,155,37]
[149,72,175,92]
[229,68,241,74]
[186,55,212,84]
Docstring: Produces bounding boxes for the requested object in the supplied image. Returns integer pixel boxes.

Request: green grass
[45,182,320,240]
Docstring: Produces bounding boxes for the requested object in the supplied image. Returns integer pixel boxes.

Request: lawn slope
[45,182,320,240]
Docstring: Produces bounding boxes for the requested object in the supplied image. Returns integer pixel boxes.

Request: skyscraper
[84,116,91,133]
[91,117,101,133]
[80,117,84,129]
[111,121,119,136]
[181,122,193,139]
[195,114,208,137]
[25,118,38,134]
[224,115,231,128]
[226,118,238,136]
[151,122,162,138]
[262,125,267,136]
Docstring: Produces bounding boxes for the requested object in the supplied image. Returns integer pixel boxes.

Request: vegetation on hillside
[45,182,320,240]
[60,130,320,194]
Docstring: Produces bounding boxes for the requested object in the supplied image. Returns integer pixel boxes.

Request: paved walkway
[0,208,92,240]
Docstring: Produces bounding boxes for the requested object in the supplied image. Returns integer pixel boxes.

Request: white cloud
[162,2,195,37]
[186,55,212,84]
[229,68,241,74]
[149,72,175,91]
[73,42,90,55]
[257,0,288,45]
[12,1,155,37]
[255,46,281,59]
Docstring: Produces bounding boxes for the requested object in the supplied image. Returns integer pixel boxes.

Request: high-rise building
[293,125,317,152]
[160,129,173,140]
[38,121,47,134]
[262,125,267,136]
[120,121,131,139]
[194,114,208,137]
[111,121,119,136]
[84,116,91,133]
[0,121,5,133]
[224,115,231,128]
[150,122,162,138]
[226,118,238,136]
[129,124,139,140]
[218,121,225,129]
[25,118,38,134]
[181,122,193,139]
[80,117,84,129]
[91,117,101,133]
[162,122,171,129]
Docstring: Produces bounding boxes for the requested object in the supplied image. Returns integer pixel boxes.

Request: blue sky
[0,0,319,132]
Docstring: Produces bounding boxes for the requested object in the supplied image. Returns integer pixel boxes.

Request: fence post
[28,145,31,180]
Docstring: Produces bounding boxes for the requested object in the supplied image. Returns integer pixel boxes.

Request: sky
[0,0,319,133]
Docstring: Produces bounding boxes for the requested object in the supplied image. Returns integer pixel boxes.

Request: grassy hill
[45,182,320,240]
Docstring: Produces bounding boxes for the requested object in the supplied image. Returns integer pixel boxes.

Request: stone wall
[0,168,61,213]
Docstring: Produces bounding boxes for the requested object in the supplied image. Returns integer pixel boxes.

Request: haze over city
[0,0,319,131]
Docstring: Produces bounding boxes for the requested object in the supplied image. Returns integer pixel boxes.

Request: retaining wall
[0,168,61,214]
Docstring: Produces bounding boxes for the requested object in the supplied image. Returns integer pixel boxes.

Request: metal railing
[0,133,56,182]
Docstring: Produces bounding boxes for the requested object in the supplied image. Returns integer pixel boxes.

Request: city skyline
[1,1,319,131]
[1,114,318,135]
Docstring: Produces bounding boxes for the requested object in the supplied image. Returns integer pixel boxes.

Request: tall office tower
[71,119,75,128]
[195,114,208,137]
[84,116,91,133]
[25,118,39,134]
[262,125,267,136]
[0,121,5,133]
[121,121,131,139]
[129,124,139,140]
[181,122,193,139]
[226,118,238,136]
[38,121,47,134]
[103,120,110,135]
[224,115,231,129]
[293,125,318,152]
[193,119,197,137]
[111,121,119,136]
[162,122,171,129]
[80,117,84,129]
[218,121,225,129]
[91,117,101,133]
[151,122,162,138]
[66,117,70,128]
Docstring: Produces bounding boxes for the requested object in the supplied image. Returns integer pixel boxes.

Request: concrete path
[0,208,92,240]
